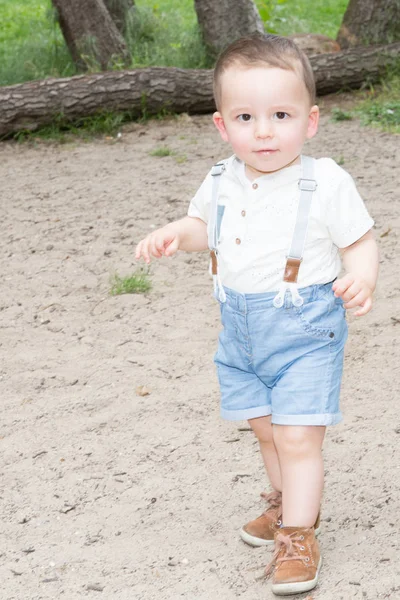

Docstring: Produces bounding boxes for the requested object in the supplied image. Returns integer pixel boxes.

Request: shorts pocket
[289,296,338,341]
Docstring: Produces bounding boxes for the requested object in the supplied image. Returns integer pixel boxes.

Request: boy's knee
[273,425,322,456]
[248,416,274,444]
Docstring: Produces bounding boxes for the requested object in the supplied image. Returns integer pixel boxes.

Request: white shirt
[188,155,374,294]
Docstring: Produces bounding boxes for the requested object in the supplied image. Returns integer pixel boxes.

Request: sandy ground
[0,97,399,600]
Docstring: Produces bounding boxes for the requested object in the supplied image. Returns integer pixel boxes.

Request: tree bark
[1,43,399,138]
[104,0,135,33]
[52,0,129,71]
[194,0,264,59]
[337,0,400,49]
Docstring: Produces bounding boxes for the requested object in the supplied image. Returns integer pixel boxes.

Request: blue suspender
[273,156,317,307]
[208,162,227,302]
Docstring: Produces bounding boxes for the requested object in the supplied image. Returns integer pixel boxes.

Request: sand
[0,96,399,599]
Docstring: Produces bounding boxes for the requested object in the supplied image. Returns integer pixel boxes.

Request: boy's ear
[213,112,229,142]
[306,105,320,139]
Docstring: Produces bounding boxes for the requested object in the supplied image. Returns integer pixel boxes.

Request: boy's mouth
[255,149,278,155]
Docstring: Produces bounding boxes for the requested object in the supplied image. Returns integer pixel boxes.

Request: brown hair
[213,34,316,109]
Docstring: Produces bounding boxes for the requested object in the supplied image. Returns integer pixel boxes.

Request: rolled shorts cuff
[271,411,343,426]
[220,405,272,421]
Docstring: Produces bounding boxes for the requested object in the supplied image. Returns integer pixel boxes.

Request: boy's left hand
[332,274,373,317]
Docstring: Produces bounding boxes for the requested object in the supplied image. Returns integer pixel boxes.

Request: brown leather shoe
[266,526,322,596]
[240,491,321,547]
[240,491,282,546]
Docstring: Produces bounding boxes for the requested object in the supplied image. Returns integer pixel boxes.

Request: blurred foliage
[0,0,349,85]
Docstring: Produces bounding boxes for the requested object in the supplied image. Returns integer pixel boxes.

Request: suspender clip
[298,178,317,192]
[211,163,226,177]
[273,282,304,309]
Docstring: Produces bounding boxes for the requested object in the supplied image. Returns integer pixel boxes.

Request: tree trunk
[52,0,129,71]
[1,43,399,138]
[337,0,400,49]
[194,0,264,59]
[104,0,135,33]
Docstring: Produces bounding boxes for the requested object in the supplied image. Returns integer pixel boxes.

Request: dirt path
[0,99,399,599]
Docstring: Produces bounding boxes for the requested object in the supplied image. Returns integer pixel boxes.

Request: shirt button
[241,210,246,217]
[252,183,258,190]
[235,238,241,245]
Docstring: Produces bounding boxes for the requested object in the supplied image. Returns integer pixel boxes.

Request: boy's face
[213,65,319,179]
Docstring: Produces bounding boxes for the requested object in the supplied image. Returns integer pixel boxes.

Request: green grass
[330,108,353,122]
[355,74,400,134]
[8,110,181,143]
[11,111,133,142]
[0,0,349,86]
[149,146,188,163]
[268,0,349,39]
[125,1,209,70]
[110,271,152,295]
[0,0,74,86]
[149,146,173,157]
[358,99,400,133]
[330,73,400,134]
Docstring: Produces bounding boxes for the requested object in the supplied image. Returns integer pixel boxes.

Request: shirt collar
[231,156,302,190]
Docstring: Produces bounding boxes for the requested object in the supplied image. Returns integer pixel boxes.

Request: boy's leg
[249,415,282,491]
[240,416,282,547]
[266,425,325,595]
[272,425,325,527]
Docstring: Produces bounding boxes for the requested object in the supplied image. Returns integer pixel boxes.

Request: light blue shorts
[214,282,348,426]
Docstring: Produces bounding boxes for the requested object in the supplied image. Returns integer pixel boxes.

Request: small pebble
[86,583,104,592]
[136,385,151,397]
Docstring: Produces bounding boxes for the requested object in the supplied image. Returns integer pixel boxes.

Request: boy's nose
[255,120,273,139]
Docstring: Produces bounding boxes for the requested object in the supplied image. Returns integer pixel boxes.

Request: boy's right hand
[135,225,180,264]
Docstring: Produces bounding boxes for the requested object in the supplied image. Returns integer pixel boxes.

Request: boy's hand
[135,226,180,264]
[332,274,373,317]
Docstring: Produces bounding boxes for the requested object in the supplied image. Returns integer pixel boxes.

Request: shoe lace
[265,532,308,578]
[260,491,282,520]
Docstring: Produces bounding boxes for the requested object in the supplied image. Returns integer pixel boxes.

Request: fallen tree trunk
[1,43,399,137]
[311,42,400,94]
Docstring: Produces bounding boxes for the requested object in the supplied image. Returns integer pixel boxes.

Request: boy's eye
[274,112,289,120]
[238,114,252,122]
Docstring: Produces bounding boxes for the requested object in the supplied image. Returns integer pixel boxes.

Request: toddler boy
[136,34,378,595]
